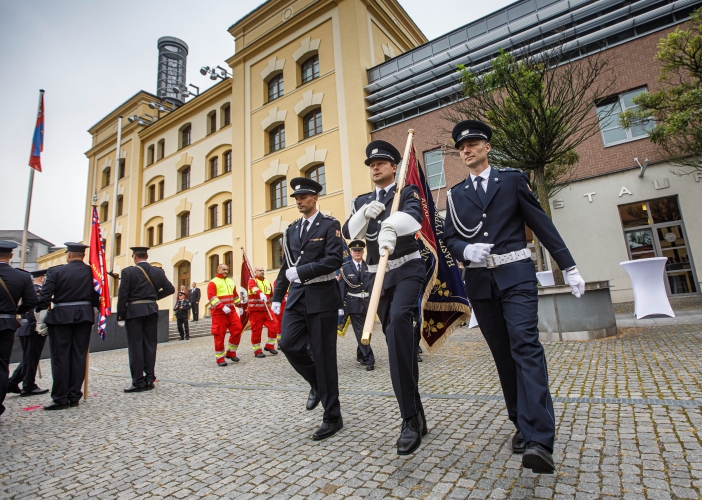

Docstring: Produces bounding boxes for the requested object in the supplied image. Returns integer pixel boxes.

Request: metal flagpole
[109,116,123,285]
[20,90,44,269]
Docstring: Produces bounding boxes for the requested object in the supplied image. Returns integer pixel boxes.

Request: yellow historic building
[53,0,425,317]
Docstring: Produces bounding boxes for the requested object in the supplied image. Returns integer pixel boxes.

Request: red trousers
[249,310,279,354]
[211,311,243,358]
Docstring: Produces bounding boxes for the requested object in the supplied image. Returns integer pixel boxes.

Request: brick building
[368,0,702,303]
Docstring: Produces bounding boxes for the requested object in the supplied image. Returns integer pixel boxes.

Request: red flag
[239,259,252,330]
[89,206,111,339]
[29,90,45,172]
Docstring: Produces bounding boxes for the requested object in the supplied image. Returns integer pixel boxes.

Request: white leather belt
[367,251,421,273]
[468,248,532,269]
[348,292,369,298]
[293,272,337,285]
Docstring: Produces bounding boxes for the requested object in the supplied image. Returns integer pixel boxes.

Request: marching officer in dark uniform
[117,246,175,393]
[338,240,375,371]
[35,242,100,411]
[7,269,49,397]
[0,241,38,417]
[444,120,586,473]
[342,140,427,455]
[271,177,344,441]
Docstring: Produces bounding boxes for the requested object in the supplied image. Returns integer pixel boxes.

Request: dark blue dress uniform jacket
[338,260,373,315]
[0,265,37,332]
[17,283,41,337]
[117,262,175,320]
[36,261,99,324]
[273,214,343,314]
[444,168,576,300]
[342,185,424,290]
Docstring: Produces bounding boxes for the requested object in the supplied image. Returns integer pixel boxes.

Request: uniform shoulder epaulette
[291,217,302,225]
[496,167,524,174]
[322,214,337,221]
[449,178,468,191]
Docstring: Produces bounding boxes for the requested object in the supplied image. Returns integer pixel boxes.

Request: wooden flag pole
[361,129,415,345]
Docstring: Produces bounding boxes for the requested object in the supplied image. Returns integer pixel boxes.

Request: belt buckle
[485,255,497,269]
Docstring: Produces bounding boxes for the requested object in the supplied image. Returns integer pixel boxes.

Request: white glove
[222,305,232,314]
[565,268,586,298]
[377,226,397,257]
[285,267,299,282]
[117,320,125,327]
[236,307,243,316]
[259,292,267,302]
[34,309,48,324]
[363,201,386,219]
[463,243,494,264]
[338,309,345,315]
[36,323,48,336]
[271,302,281,315]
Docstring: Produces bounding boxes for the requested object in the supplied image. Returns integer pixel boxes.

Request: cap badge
[295,185,300,190]
[372,148,378,154]
[461,130,470,137]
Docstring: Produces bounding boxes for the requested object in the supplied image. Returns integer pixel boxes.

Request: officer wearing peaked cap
[117,246,175,393]
[444,120,586,473]
[342,140,427,456]
[0,241,38,417]
[272,177,345,441]
[35,242,100,410]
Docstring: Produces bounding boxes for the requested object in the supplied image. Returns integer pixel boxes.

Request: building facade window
[301,55,319,84]
[118,159,126,179]
[209,255,220,279]
[116,195,124,216]
[271,236,283,269]
[596,88,654,146]
[222,104,231,126]
[224,251,233,271]
[102,168,111,188]
[100,202,109,222]
[157,223,163,245]
[148,184,156,204]
[303,108,322,139]
[270,178,287,209]
[157,139,165,160]
[268,74,284,102]
[423,149,446,190]
[180,167,190,191]
[224,151,232,173]
[147,227,154,247]
[114,234,122,256]
[618,196,698,295]
[147,145,155,165]
[180,124,191,149]
[209,204,219,229]
[223,200,232,225]
[269,125,285,153]
[208,112,217,135]
[306,165,326,195]
[209,157,218,179]
[180,212,190,238]
[177,261,191,292]
[158,180,165,200]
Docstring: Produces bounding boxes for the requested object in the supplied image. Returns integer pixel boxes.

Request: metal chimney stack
[156,36,189,107]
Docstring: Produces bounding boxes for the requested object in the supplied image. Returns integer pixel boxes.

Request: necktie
[475,176,487,207]
[300,219,310,242]
[378,189,386,202]
[356,263,362,284]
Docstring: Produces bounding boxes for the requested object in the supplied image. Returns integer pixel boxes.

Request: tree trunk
[533,235,544,272]
[532,167,566,286]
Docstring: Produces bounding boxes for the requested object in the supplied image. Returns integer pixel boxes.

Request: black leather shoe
[522,442,555,473]
[44,402,70,411]
[418,345,423,354]
[145,382,155,391]
[20,387,49,397]
[417,353,423,362]
[397,414,422,455]
[366,362,375,371]
[312,417,343,441]
[123,385,147,393]
[255,352,266,358]
[179,337,184,341]
[306,388,320,410]
[69,401,80,407]
[512,429,525,454]
[7,384,21,394]
[264,347,278,355]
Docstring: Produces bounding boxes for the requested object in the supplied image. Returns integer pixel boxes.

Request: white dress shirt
[375,182,396,201]
[469,166,492,193]
[299,210,320,237]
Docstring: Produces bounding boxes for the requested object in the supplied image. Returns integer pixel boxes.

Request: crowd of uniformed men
[0,120,587,474]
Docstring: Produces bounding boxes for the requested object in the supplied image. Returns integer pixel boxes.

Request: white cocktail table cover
[620,257,675,319]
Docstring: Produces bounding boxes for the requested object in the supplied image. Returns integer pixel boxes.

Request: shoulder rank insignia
[413,191,419,200]
[335,230,340,238]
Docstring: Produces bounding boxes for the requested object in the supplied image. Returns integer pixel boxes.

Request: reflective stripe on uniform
[215,351,225,359]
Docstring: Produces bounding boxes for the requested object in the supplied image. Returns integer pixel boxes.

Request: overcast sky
[0,0,515,246]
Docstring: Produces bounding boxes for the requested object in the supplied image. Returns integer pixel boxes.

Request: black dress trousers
[0,329,16,415]
[470,275,556,452]
[177,318,189,339]
[9,335,47,391]
[48,323,92,404]
[125,314,159,387]
[279,295,341,423]
[349,313,374,364]
[376,275,425,419]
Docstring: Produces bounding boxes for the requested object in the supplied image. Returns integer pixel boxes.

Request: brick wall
[371,25,681,209]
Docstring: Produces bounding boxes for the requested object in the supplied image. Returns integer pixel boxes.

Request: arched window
[157,139,165,160]
[224,251,233,271]
[301,55,319,84]
[209,157,219,179]
[100,202,109,222]
[148,184,156,204]
[180,124,191,148]
[147,227,155,247]
[306,165,326,195]
[270,178,287,210]
[224,151,232,173]
[157,223,163,245]
[114,234,122,256]
[180,167,190,191]
[223,200,232,225]
[147,145,155,165]
[269,125,285,153]
[303,108,322,139]
[271,236,283,269]
[268,74,284,102]
[158,180,165,200]
[222,104,231,127]
[102,167,111,188]
[116,195,124,216]
[180,211,190,238]
[209,204,219,229]
[209,254,220,279]
[208,111,217,135]
[118,159,126,179]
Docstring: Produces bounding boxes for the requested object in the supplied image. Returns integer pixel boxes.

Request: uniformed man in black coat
[117,246,175,393]
[35,242,100,411]
[271,177,344,441]
[444,120,586,473]
[7,269,49,397]
[342,140,427,455]
[0,241,38,417]
[338,240,375,370]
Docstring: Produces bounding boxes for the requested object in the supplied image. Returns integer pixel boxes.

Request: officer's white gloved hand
[259,292,267,302]
[285,267,299,282]
[236,307,243,316]
[463,243,494,264]
[338,309,345,315]
[271,302,281,315]
[565,268,586,298]
[34,309,47,324]
[117,320,125,327]
[363,201,386,219]
[222,305,232,315]
[377,226,397,257]
[36,323,49,336]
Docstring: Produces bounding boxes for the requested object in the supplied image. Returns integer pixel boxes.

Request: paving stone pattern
[1,323,701,499]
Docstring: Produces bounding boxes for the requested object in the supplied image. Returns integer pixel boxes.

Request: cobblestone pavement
[2,322,701,499]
